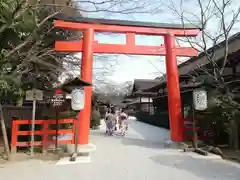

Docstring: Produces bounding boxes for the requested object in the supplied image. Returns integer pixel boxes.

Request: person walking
[119,109,128,136]
[104,109,111,134]
[105,108,116,136]
[115,109,120,131]
[111,107,118,132]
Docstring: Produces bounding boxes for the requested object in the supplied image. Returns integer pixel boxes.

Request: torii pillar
[78,28,94,145]
[54,17,200,146]
[165,34,183,142]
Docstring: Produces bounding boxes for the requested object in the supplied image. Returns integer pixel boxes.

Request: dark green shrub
[91,109,101,129]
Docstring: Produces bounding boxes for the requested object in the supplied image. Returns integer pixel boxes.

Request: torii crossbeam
[54,15,201,145]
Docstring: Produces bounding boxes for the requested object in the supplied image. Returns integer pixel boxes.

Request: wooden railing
[11,119,75,153]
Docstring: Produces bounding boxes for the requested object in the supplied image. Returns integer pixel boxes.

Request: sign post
[26,89,43,156]
[70,88,85,161]
[51,89,65,150]
[192,89,208,148]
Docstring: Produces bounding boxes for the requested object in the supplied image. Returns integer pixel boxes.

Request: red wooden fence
[11,119,75,153]
[183,118,213,141]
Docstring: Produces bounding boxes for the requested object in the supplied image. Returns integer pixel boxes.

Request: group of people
[104,108,129,136]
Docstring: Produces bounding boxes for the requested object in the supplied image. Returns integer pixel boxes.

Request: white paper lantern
[193,89,208,110]
[71,88,85,111]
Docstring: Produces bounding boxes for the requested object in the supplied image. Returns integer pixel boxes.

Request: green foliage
[0,0,36,102]
[0,0,75,104]
[91,109,101,128]
[209,91,238,119]
[0,0,36,48]
[201,90,240,138]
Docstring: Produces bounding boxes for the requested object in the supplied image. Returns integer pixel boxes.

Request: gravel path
[0,119,240,180]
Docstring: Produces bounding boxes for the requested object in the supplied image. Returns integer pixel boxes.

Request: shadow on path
[88,120,240,180]
[150,154,240,179]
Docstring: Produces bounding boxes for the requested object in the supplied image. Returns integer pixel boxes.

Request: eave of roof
[60,77,92,93]
[145,32,240,92]
[55,14,201,30]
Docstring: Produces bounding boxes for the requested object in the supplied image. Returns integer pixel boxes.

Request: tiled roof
[144,32,240,92]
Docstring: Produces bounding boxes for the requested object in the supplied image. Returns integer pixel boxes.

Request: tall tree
[0,0,79,104]
[166,0,240,149]
[0,0,79,158]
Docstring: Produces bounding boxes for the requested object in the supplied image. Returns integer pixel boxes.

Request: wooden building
[143,32,240,130]
[123,79,159,119]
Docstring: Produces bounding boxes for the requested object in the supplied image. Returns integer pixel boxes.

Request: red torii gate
[54,16,200,145]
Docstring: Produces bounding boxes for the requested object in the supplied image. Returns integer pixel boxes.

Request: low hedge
[91,109,101,129]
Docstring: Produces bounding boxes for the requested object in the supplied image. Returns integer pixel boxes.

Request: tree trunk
[192,104,198,149]
[192,117,198,149]
[229,119,235,148]
[233,120,239,151]
[0,104,10,160]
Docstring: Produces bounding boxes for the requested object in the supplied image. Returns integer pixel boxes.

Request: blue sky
[65,0,240,84]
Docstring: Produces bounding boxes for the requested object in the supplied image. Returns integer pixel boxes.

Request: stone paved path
[1,119,240,180]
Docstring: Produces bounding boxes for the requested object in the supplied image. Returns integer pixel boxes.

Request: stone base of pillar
[68,143,96,162]
[164,139,187,149]
[67,143,96,154]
